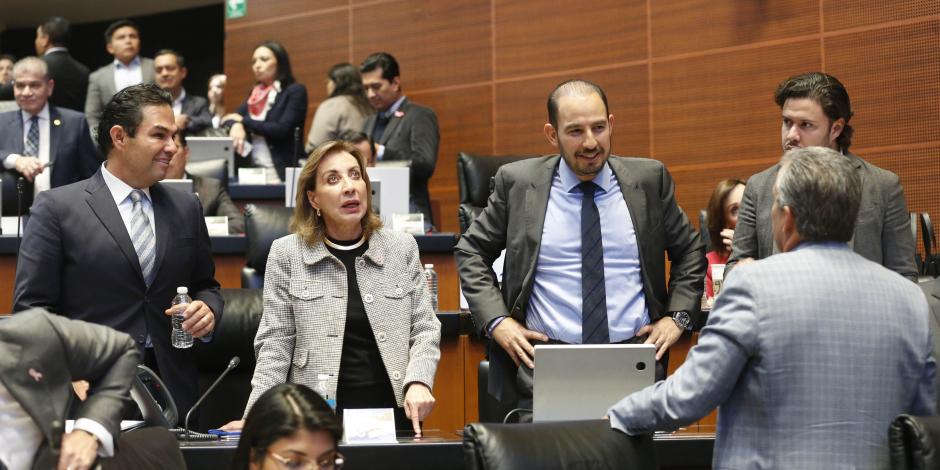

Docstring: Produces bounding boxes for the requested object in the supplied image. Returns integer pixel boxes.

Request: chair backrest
[457,152,534,234]
[477,360,516,423]
[242,204,293,288]
[186,158,229,188]
[921,213,938,278]
[1,170,33,216]
[889,414,940,470]
[463,420,657,470]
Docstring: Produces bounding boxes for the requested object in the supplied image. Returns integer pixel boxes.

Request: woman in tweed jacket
[226,140,441,435]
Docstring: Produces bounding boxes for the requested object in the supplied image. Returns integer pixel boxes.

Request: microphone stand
[15,177,25,272]
[184,356,240,440]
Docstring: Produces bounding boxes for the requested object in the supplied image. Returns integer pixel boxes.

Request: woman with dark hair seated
[223,140,441,436]
[232,383,343,470]
[704,178,746,301]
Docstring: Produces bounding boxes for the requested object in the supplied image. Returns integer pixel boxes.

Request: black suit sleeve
[381,107,439,182]
[13,191,64,312]
[184,96,213,135]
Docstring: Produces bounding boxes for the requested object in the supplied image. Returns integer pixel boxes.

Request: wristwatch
[669,311,692,331]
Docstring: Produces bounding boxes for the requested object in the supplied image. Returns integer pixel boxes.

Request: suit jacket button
[391,371,402,380]
[363,294,374,303]
[357,259,365,268]
[376,332,387,342]
[394,287,403,295]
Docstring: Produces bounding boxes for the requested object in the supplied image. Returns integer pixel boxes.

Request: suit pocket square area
[28,368,43,382]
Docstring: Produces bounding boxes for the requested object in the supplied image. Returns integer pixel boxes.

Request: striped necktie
[24,115,39,157]
[129,190,156,286]
[580,181,609,344]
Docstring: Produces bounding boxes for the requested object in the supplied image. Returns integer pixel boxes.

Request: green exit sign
[226,0,247,19]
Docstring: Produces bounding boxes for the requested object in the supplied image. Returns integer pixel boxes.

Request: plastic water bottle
[315,374,336,409]
[171,286,194,349]
[424,264,439,313]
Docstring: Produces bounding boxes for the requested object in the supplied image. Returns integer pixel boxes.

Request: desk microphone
[183,356,240,440]
[15,177,25,270]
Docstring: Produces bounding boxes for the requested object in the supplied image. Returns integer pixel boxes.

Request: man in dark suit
[360,52,439,228]
[727,72,917,280]
[14,83,223,417]
[154,49,211,136]
[165,131,244,234]
[0,57,99,205]
[456,80,706,411]
[85,19,154,139]
[34,16,90,112]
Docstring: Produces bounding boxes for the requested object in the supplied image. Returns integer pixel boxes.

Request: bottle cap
[424,264,433,269]
[177,286,188,294]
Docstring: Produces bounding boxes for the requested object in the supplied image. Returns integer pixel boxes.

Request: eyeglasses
[268,451,344,470]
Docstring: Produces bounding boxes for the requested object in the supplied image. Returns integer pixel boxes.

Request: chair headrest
[244,204,294,271]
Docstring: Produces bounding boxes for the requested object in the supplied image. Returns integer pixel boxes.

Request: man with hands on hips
[456,79,705,414]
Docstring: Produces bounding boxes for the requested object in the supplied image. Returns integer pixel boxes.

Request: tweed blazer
[609,243,936,469]
[245,228,441,414]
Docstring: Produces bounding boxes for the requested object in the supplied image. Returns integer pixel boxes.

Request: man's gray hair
[774,146,861,243]
[12,57,49,81]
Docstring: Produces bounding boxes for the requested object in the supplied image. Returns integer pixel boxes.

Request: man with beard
[456,79,705,415]
[726,72,916,280]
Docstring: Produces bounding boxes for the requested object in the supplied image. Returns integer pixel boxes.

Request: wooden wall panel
[651,0,819,57]
[493,0,646,79]
[410,85,494,234]
[651,40,821,168]
[351,0,492,90]
[494,65,650,156]
[824,21,940,150]
[823,0,940,31]
[225,0,346,23]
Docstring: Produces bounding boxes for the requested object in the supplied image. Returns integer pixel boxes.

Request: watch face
[673,311,691,328]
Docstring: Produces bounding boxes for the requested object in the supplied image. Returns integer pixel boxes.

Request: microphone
[15,177,25,271]
[50,419,64,459]
[183,356,239,440]
[292,126,301,167]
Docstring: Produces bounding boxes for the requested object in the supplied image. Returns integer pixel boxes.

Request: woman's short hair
[706,178,746,253]
[290,140,383,245]
[232,383,343,470]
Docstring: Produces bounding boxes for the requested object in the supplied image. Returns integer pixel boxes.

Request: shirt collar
[113,56,142,69]
[557,155,615,194]
[21,103,50,122]
[101,162,150,207]
[44,47,68,55]
[173,88,187,107]
[382,95,407,118]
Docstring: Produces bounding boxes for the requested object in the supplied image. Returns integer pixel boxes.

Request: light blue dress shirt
[526,158,648,344]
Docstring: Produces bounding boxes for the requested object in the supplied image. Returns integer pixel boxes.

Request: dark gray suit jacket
[85,58,155,137]
[179,93,212,135]
[920,278,940,412]
[728,153,917,281]
[0,309,139,470]
[455,155,706,402]
[13,169,222,414]
[43,49,90,112]
[191,173,244,234]
[362,98,439,225]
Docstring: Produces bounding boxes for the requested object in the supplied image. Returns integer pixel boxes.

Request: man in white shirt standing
[85,19,154,140]
[0,57,98,205]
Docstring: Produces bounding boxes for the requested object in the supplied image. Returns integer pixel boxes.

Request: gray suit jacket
[179,93,212,135]
[245,229,441,414]
[920,278,940,412]
[13,169,222,415]
[609,243,936,469]
[362,98,439,225]
[727,153,917,281]
[0,309,139,470]
[455,155,706,402]
[192,174,244,234]
[305,95,372,153]
[84,58,155,138]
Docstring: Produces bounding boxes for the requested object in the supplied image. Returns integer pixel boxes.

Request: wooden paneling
[494,64,650,156]
[493,0,647,79]
[669,159,777,228]
[651,0,819,57]
[410,85,493,234]
[423,337,464,433]
[351,0,492,91]
[225,0,347,24]
[0,256,14,314]
[824,21,940,150]
[652,40,821,169]
[823,0,940,31]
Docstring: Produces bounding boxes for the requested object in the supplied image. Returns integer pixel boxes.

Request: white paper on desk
[342,408,397,444]
[66,420,145,433]
[459,249,506,310]
[238,168,267,185]
[392,213,424,235]
[205,216,229,236]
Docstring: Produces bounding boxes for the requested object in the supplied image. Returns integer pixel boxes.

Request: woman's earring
[316,208,321,217]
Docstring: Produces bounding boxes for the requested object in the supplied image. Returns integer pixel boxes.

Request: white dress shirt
[2,104,52,195]
[113,56,143,93]
[101,162,155,240]
[0,380,113,470]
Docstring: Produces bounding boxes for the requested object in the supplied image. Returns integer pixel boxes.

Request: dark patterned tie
[371,113,390,143]
[24,115,39,157]
[580,181,609,344]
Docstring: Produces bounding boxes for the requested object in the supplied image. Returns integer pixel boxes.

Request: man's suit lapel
[519,156,559,299]
[103,64,117,100]
[379,99,408,145]
[847,153,867,251]
[149,184,173,286]
[85,170,146,285]
[609,158,648,243]
[48,107,64,185]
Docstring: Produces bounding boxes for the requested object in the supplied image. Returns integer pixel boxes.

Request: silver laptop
[187,137,235,178]
[533,344,655,422]
[160,179,195,194]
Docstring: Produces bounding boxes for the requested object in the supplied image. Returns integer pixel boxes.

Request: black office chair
[456,152,534,234]
[242,204,293,288]
[920,213,938,279]
[889,414,940,470]
[186,158,229,189]
[1,169,32,216]
[477,360,515,423]
[463,420,657,470]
